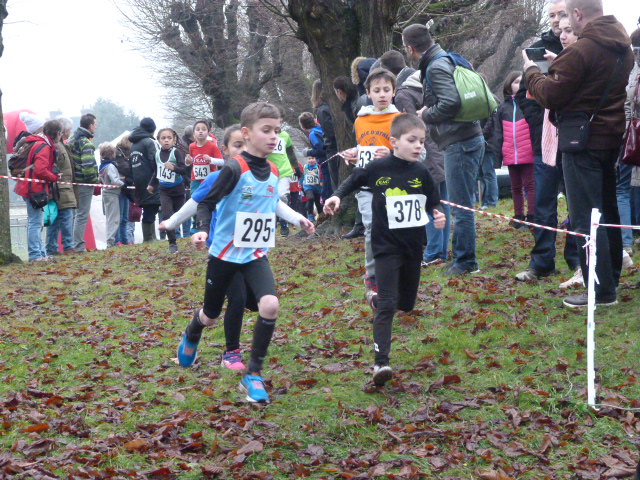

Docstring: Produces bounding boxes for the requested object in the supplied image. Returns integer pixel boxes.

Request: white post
[587,208,601,410]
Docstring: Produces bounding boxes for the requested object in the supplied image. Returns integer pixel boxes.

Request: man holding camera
[523,0,633,308]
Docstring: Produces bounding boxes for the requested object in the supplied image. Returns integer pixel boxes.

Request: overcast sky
[0,0,638,127]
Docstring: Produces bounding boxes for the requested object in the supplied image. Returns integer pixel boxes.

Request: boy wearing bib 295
[178,102,315,404]
[325,114,446,387]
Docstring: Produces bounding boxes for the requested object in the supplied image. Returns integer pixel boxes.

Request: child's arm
[286,145,300,171]
[159,198,198,231]
[209,158,225,167]
[170,149,188,175]
[323,168,368,215]
[109,164,124,187]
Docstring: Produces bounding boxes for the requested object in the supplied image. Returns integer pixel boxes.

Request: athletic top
[200,153,280,263]
[267,131,294,178]
[333,154,441,258]
[189,139,223,181]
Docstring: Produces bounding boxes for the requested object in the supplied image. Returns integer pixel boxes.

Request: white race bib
[357,146,378,168]
[386,194,429,229]
[157,164,176,183]
[304,173,319,185]
[234,212,276,248]
[273,137,286,155]
[193,165,209,180]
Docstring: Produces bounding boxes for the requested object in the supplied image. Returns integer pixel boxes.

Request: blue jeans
[529,156,579,273]
[424,180,451,261]
[25,198,46,260]
[444,135,484,270]
[479,151,498,207]
[116,192,130,244]
[616,163,633,248]
[46,207,75,255]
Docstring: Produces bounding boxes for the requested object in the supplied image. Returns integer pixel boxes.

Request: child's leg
[355,190,375,285]
[184,256,238,352]
[159,190,177,245]
[396,254,422,313]
[312,189,323,216]
[240,257,278,374]
[508,165,525,217]
[372,253,402,366]
[223,272,248,352]
[522,163,536,216]
[304,190,314,218]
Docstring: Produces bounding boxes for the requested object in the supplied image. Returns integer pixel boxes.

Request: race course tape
[1,174,134,189]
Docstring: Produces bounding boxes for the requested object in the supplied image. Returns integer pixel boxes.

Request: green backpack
[424,53,498,123]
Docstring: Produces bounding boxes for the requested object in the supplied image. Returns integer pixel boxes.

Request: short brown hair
[99,142,116,159]
[502,71,522,99]
[298,112,316,130]
[193,119,210,132]
[365,68,396,91]
[379,50,407,75]
[240,102,281,129]
[333,76,357,98]
[43,119,63,139]
[402,24,434,53]
[390,113,426,139]
[80,113,96,130]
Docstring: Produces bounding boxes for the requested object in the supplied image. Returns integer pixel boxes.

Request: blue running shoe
[239,373,270,403]
[177,333,199,368]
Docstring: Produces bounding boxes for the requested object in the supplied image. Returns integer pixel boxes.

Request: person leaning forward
[523,0,634,308]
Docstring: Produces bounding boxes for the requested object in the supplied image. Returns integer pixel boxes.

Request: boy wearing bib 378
[325,113,446,387]
[178,102,315,404]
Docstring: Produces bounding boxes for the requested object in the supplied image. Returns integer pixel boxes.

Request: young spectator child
[267,108,300,237]
[98,142,124,248]
[302,156,322,221]
[147,128,188,253]
[343,68,401,305]
[492,71,536,229]
[324,113,445,386]
[176,103,315,403]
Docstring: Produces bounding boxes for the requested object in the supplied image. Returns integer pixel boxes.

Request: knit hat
[20,112,45,133]
[140,117,156,134]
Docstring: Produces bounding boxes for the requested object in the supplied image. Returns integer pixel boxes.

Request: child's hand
[374,146,390,159]
[299,217,315,235]
[342,148,357,165]
[164,162,175,171]
[185,155,193,166]
[202,154,211,162]
[323,196,340,215]
[158,221,167,231]
[191,232,208,250]
[433,209,446,230]
[147,185,154,193]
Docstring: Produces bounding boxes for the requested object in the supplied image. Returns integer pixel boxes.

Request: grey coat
[418,44,483,149]
[626,64,640,187]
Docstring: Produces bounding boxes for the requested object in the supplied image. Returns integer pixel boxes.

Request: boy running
[325,113,446,386]
[177,102,314,404]
[343,68,401,306]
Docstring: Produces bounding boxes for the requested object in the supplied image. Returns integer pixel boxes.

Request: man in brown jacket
[523,0,634,308]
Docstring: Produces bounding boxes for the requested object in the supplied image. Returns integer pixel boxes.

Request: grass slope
[1,203,639,479]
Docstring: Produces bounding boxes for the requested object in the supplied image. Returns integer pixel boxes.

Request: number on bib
[234,212,276,248]
[157,164,176,183]
[357,146,378,168]
[304,173,319,185]
[193,165,209,180]
[274,138,286,154]
[386,194,429,229]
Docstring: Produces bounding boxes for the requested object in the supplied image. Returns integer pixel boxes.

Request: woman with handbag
[617,29,640,266]
[14,119,63,262]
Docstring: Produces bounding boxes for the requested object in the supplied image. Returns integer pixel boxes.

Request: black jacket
[419,44,483,149]
[315,103,338,158]
[129,127,160,206]
[530,29,563,55]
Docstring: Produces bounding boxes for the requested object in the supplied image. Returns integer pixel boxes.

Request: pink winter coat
[493,96,535,166]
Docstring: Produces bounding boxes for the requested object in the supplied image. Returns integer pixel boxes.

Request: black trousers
[224,272,258,351]
[562,149,622,300]
[373,252,422,366]
[159,186,185,244]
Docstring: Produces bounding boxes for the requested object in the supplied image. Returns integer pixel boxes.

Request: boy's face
[307,156,317,165]
[390,127,426,162]
[194,123,209,141]
[242,118,281,158]
[159,131,175,149]
[366,77,395,111]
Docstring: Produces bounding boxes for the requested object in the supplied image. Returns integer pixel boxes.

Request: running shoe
[372,365,393,386]
[177,333,200,368]
[239,373,270,403]
[559,268,584,288]
[221,349,245,371]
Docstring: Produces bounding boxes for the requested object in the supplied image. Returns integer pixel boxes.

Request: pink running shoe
[221,349,245,370]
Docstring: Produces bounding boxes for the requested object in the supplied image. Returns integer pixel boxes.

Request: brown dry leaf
[477,470,516,480]
[20,424,50,433]
[237,440,264,455]
[124,438,149,451]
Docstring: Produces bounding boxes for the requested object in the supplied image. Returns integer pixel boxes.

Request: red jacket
[14,134,59,198]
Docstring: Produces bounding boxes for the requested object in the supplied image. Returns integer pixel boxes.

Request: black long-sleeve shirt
[196,152,273,234]
[334,155,441,258]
